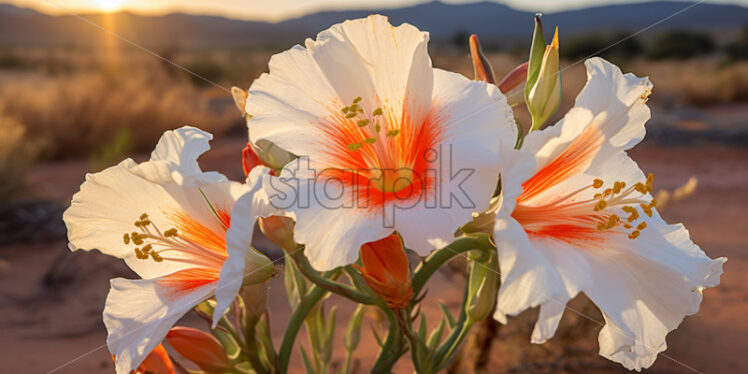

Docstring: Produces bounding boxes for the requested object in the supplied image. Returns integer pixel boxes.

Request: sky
[9,0,748,21]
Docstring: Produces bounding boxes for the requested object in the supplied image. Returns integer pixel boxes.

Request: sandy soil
[0,138,746,373]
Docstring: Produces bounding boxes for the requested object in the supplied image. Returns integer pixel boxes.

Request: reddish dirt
[0,138,746,373]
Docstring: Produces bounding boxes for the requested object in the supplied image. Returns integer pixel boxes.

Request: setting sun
[92,0,125,12]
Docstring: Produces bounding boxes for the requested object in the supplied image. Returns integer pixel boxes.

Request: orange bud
[242,143,266,177]
[497,61,528,95]
[354,233,413,309]
[258,216,296,251]
[114,344,176,374]
[469,34,496,84]
[166,326,229,373]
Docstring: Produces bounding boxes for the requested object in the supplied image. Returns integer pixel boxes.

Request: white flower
[493,58,725,370]
[243,15,516,270]
[63,127,275,374]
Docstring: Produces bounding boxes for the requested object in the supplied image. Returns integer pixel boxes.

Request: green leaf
[428,317,446,349]
[438,301,456,329]
[299,346,316,374]
[212,326,242,363]
[417,315,428,342]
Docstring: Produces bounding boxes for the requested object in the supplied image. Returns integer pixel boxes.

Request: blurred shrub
[0,69,237,160]
[89,127,135,172]
[183,58,228,87]
[630,59,748,105]
[561,32,644,60]
[726,26,748,61]
[647,30,716,59]
[0,114,36,200]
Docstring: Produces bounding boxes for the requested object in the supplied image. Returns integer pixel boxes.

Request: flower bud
[498,62,528,107]
[253,139,297,174]
[354,233,413,310]
[242,143,266,176]
[258,216,296,252]
[525,20,561,131]
[231,86,248,116]
[166,327,229,373]
[242,249,275,286]
[469,34,496,84]
[240,281,268,319]
[344,305,365,352]
[122,344,175,374]
[466,250,499,322]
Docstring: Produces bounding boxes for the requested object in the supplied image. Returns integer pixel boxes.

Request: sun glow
[92,0,125,12]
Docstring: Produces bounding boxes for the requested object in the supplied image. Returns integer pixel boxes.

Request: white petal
[267,160,392,270]
[581,224,724,370]
[105,277,216,374]
[247,15,432,164]
[520,57,652,180]
[150,126,227,186]
[395,69,515,255]
[213,167,277,327]
[64,160,187,278]
[64,147,242,280]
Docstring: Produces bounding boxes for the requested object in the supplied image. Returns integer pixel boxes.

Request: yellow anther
[164,228,178,237]
[386,129,400,137]
[357,119,370,127]
[123,233,130,245]
[628,230,640,239]
[372,108,383,116]
[132,235,144,246]
[134,247,145,259]
[348,142,363,151]
[623,222,632,229]
[140,213,149,220]
[345,112,357,119]
[141,244,152,254]
[602,188,612,197]
[645,173,654,192]
[634,182,647,194]
[608,214,620,226]
[612,181,626,194]
[341,106,350,113]
[622,205,639,222]
[640,203,653,217]
[364,137,377,144]
[594,200,607,211]
[592,179,604,188]
[151,251,164,262]
[353,96,362,104]
[637,221,647,230]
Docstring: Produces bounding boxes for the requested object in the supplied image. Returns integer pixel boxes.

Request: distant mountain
[1,1,746,48]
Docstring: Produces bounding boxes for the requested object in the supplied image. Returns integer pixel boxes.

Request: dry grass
[0,68,238,160]
[0,113,36,199]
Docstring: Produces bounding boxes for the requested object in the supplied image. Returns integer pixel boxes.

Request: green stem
[412,234,492,296]
[278,269,340,373]
[243,317,269,374]
[372,307,406,373]
[289,248,379,305]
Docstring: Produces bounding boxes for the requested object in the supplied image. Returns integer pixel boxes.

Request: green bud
[252,138,298,174]
[466,250,500,323]
[344,305,365,352]
[525,21,561,131]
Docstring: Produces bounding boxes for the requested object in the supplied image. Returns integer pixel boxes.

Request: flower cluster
[64,15,724,374]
